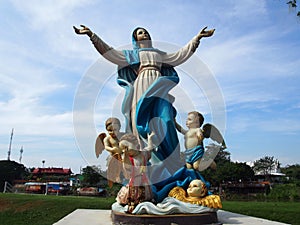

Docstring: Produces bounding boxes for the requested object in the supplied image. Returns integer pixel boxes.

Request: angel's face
[187,179,203,197]
[107,123,120,138]
[186,113,198,128]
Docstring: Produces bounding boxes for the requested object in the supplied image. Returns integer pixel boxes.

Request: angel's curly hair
[105,117,121,129]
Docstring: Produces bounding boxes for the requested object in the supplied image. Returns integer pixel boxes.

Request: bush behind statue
[267,184,300,201]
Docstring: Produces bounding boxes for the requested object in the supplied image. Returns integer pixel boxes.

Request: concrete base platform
[53,209,290,225]
[112,210,219,225]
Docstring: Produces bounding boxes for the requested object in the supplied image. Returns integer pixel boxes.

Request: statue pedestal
[111,210,220,225]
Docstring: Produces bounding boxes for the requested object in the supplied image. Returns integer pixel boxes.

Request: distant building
[247,159,286,183]
[222,159,286,196]
[32,167,72,181]
[24,167,73,195]
[24,181,70,195]
[32,167,72,176]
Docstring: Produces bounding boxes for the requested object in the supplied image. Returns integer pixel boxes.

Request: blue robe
[185,145,205,164]
[115,32,210,203]
[152,166,211,203]
[117,49,182,176]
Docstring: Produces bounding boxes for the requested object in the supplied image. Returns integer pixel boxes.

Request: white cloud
[11,0,94,29]
[203,31,273,77]
[229,0,267,20]
[259,118,300,134]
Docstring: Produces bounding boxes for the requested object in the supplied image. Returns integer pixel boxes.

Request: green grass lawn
[222,201,300,225]
[0,193,115,225]
[1,193,300,225]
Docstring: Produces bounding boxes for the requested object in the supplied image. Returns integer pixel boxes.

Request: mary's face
[136,28,150,41]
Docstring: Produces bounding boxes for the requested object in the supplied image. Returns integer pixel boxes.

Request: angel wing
[198,143,221,171]
[198,124,226,171]
[95,133,106,158]
[202,123,226,148]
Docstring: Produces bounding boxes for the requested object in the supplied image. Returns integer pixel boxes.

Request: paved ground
[53,209,290,225]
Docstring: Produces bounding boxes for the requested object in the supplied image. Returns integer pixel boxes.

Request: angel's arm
[103,137,119,153]
[174,119,187,134]
[144,132,156,155]
[73,25,128,66]
[196,128,204,142]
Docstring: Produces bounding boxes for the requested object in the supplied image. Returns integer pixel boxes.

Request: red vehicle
[25,182,46,194]
[24,182,70,195]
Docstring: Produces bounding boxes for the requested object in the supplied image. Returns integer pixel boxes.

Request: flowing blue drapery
[117,49,182,175]
[185,145,205,164]
[115,33,212,203]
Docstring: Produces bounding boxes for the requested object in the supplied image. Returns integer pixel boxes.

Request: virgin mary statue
[73,25,215,180]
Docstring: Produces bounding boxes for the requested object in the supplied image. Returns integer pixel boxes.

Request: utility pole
[7,128,14,161]
[19,146,24,164]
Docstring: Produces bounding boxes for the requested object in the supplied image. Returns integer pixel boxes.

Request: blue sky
[1,0,299,173]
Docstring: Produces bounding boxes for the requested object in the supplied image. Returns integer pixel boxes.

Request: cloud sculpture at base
[112,197,217,215]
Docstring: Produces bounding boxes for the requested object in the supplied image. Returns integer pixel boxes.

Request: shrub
[267,184,300,201]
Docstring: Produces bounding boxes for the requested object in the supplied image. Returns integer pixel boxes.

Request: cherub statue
[169,179,222,209]
[175,111,226,171]
[95,117,125,187]
[118,132,155,213]
[187,179,208,199]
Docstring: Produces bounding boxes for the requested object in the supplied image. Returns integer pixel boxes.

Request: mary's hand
[198,26,215,40]
[73,25,93,37]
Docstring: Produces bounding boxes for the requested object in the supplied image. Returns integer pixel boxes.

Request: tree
[215,148,231,164]
[0,160,29,192]
[282,164,300,182]
[253,156,277,180]
[203,161,254,186]
[287,0,300,18]
[201,148,255,186]
[231,162,255,182]
[81,165,102,186]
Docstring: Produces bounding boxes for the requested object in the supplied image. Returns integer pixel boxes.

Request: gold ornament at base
[168,181,222,209]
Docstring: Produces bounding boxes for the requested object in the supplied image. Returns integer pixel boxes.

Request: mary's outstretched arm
[73,25,128,66]
[163,27,215,67]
